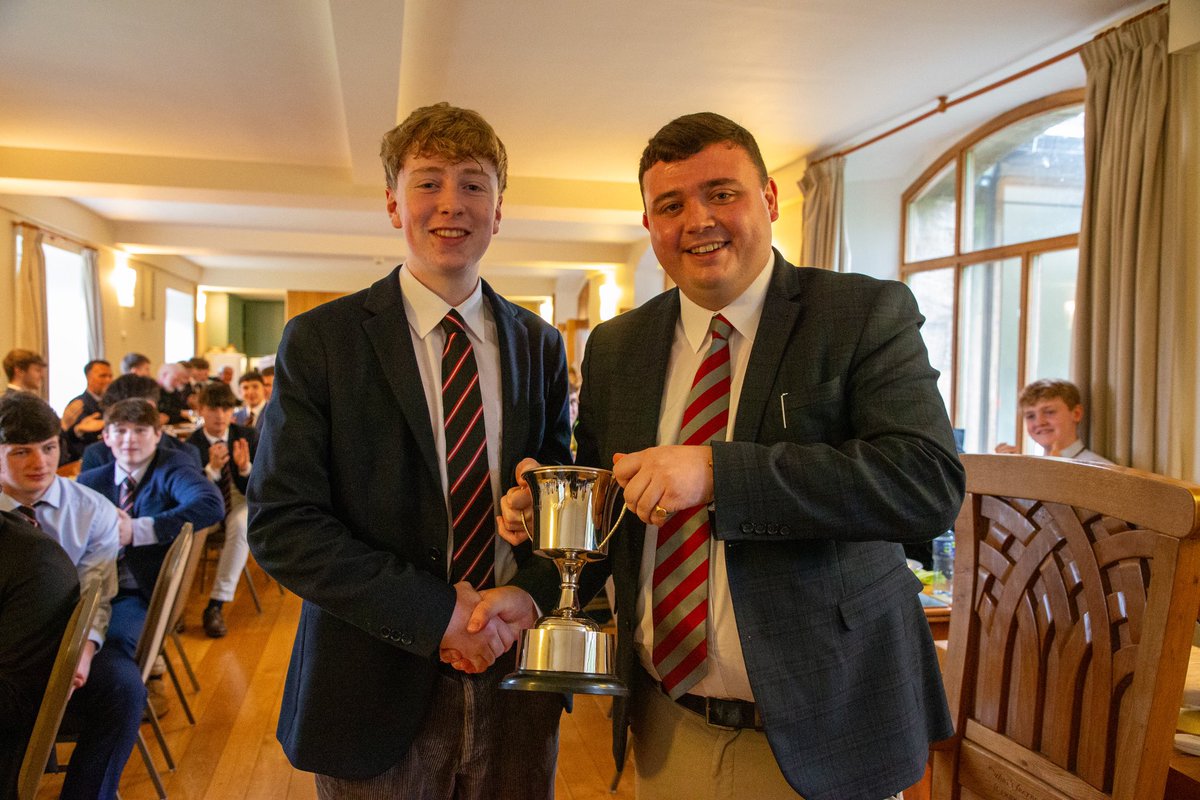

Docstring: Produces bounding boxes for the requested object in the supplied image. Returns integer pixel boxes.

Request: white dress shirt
[1,477,120,646]
[634,255,774,701]
[399,267,516,586]
[112,458,161,547]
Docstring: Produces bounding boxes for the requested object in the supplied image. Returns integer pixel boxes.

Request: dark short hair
[3,348,47,381]
[637,112,769,195]
[1019,379,1083,410]
[84,359,111,376]
[100,374,161,409]
[121,352,150,373]
[197,382,237,409]
[0,392,60,445]
[380,102,508,194]
[189,357,210,370]
[103,398,162,430]
[238,369,264,386]
[260,366,274,378]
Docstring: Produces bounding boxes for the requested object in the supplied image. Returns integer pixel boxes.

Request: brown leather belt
[674,692,764,730]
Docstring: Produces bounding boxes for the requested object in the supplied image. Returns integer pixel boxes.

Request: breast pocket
[772,378,843,442]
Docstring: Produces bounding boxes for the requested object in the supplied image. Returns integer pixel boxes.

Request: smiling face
[641,142,778,311]
[386,154,502,305]
[103,422,162,472]
[86,362,114,396]
[0,436,58,504]
[1022,398,1083,455]
[240,379,264,408]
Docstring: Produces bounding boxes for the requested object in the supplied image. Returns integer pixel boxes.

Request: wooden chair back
[134,524,193,684]
[933,455,1200,800]
[16,581,102,800]
[168,523,213,632]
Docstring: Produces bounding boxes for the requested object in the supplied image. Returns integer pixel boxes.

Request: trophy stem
[553,553,586,619]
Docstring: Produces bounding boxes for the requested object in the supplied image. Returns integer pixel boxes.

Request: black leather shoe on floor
[203,604,227,638]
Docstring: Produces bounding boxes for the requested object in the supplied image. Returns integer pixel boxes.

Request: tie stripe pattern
[440,310,496,590]
[217,459,233,516]
[652,313,732,699]
[15,504,40,528]
[119,476,138,515]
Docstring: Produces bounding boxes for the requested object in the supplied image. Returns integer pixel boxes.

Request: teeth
[689,243,723,254]
[433,229,467,238]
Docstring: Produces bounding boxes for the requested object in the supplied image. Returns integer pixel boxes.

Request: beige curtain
[798,156,848,271]
[1073,10,1173,472]
[14,222,49,384]
[81,247,105,359]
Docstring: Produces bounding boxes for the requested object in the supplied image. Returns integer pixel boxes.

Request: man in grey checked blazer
[481,112,964,800]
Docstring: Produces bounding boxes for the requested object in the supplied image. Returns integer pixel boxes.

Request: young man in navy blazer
[248,102,571,799]
[187,381,257,637]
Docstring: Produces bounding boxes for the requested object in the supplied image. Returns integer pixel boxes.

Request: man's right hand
[208,441,230,471]
[438,582,520,674]
[994,442,1020,454]
[496,457,541,545]
[116,509,134,547]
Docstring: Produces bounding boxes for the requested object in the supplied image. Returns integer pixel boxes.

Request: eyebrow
[648,177,739,208]
[407,166,492,179]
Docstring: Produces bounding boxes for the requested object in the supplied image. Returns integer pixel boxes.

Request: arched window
[902,90,1084,454]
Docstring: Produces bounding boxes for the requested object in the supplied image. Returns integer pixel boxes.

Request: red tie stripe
[440,310,496,590]
[652,313,732,698]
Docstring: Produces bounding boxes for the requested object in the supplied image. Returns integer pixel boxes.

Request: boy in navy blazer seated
[78,399,223,654]
[187,382,257,637]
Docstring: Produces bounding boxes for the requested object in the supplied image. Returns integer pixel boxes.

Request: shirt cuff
[205,464,220,481]
[132,517,158,546]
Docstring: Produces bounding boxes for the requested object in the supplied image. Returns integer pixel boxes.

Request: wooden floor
[35,562,635,800]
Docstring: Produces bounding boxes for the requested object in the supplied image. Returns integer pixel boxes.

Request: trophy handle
[595,504,628,552]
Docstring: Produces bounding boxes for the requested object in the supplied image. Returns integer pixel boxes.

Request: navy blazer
[513,252,965,800]
[78,447,223,595]
[187,424,258,496]
[247,268,571,778]
[80,435,203,472]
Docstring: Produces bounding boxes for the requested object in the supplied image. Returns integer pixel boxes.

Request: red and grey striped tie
[440,310,496,590]
[119,476,138,515]
[652,313,732,698]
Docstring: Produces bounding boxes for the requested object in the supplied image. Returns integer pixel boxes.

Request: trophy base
[500,669,628,696]
[501,622,628,696]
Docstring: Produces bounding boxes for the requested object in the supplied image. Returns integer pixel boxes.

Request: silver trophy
[500,466,628,696]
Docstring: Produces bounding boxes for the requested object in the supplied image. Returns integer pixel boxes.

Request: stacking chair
[932,454,1200,800]
[159,524,213,724]
[130,523,195,800]
[197,522,263,613]
[16,582,102,800]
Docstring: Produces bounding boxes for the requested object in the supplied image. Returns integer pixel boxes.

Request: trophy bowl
[500,466,629,696]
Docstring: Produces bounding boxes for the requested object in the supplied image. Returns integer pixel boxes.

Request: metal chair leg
[169,630,200,692]
[162,652,195,725]
[242,566,262,613]
[135,731,168,799]
[144,701,176,772]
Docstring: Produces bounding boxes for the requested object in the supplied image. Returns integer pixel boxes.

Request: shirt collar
[204,428,228,446]
[677,251,773,353]
[1,475,65,510]
[114,457,152,486]
[399,265,486,342]
[1059,439,1085,459]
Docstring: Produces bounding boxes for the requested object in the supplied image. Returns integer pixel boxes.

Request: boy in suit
[79,375,203,472]
[232,369,266,431]
[187,382,257,637]
[248,102,571,799]
[0,392,139,800]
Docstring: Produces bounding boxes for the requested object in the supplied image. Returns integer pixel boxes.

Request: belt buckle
[703,697,738,731]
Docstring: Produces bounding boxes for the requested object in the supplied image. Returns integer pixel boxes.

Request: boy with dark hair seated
[80,375,203,471]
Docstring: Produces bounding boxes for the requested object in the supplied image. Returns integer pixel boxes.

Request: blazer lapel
[362,268,440,484]
[735,252,803,444]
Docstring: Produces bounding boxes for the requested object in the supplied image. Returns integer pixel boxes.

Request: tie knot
[710,313,733,342]
[440,310,468,338]
[123,476,137,491]
[16,504,38,524]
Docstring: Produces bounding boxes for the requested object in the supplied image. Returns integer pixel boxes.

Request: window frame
[900,89,1084,446]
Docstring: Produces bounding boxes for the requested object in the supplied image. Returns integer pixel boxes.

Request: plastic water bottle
[931,531,955,601]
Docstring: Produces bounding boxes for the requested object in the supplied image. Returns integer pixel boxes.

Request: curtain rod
[807,2,1167,169]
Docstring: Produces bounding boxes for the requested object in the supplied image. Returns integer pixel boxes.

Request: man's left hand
[612,445,714,525]
[73,640,98,690]
[231,438,251,473]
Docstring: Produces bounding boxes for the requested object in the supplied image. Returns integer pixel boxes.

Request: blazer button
[754,523,766,535]
[780,525,791,536]
[741,522,754,534]
[399,633,414,646]
[767,523,779,535]
[381,626,392,638]
[427,547,443,563]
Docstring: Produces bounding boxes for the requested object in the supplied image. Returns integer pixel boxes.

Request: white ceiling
[0,0,1151,299]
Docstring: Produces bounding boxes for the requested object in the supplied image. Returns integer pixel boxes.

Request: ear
[493,194,503,235]
[1070,404,1084,424]
[385,187,402,230]
[642,212,650,231]
[764,177,780,223]
[102,427,114,446]
[151,429,163,446]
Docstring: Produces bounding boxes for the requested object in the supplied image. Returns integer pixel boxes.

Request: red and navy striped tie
[652,313,732,698]
[440,310,495,590]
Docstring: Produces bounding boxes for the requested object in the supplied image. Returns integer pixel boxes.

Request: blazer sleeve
[149,464,225,542]
[247,313,457,659]
[713,279,964,544]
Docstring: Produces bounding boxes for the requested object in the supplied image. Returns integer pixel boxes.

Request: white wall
[842,176,907,280]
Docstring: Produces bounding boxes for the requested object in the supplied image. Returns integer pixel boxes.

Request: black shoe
[203,604,227,638]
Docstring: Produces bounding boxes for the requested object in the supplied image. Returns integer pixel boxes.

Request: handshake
[438,582,537,674]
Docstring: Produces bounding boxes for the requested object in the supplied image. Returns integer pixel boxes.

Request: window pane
[43,243,90,414]
[905,161,957,262]
[962,107,1084,252]
[956,258,1021,453]
[164,288,195,363]
[1022,247,1079,452]
[906,267,954,417]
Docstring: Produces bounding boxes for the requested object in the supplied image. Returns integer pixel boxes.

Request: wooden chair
[933,454,1200,800]
[159,524,213,724]
[16,581,102,800]
[130,523,195,800]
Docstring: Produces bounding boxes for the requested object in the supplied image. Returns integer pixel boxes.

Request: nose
[436,185,465,216]
[683,201,715,233]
